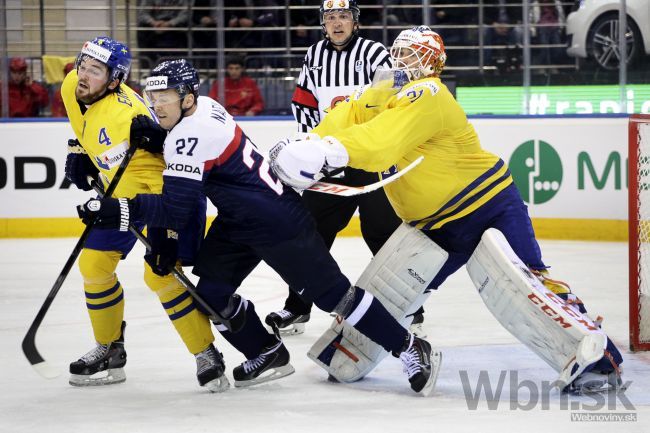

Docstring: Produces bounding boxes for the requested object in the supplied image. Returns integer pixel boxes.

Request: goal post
[629,114,650,351]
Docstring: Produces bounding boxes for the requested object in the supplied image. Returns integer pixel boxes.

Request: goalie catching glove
[77,197,132,232]
[269,134,349,189]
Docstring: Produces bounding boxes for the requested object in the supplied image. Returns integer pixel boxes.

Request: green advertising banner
[457,84,650,115]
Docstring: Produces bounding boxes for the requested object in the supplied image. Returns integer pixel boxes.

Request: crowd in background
[1,1,574,118]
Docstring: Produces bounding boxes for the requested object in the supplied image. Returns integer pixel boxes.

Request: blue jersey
[133,96,311,244]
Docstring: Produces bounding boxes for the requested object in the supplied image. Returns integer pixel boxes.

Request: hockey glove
[65,139,99,191]
[130,114,167,153]
[77,197,132,231]
[269,135,349,190]
[144,227,179,276]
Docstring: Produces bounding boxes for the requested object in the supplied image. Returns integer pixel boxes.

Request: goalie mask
[390,26,446,80]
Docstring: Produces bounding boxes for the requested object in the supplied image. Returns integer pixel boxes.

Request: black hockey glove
[77,197,132,231]
[144,227,179,276]
[65,139,99,191]
[130,114,167,154]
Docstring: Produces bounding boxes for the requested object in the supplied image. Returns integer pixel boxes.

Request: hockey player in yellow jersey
[62,36,227,392]
[271,26,624,395]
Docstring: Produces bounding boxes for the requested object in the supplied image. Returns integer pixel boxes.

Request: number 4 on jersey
[98,127,112,146]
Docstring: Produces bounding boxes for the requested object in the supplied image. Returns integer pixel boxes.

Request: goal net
[629,114,650,351]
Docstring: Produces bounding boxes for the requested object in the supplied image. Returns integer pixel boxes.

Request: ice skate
[69,321,127,386]
[233,340,295,387]
[265,309,310,336]
[398,333,442,397]
[565,369,624,395]
[195,344,230,393]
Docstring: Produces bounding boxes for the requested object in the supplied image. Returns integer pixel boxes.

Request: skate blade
[204,375,231,393]
[419,350,442,397]
[69,368,126,387]
[234,364,295,388]
[279,323,305,336]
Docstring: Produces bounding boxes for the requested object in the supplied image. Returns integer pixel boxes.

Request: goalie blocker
[309,226,620,392]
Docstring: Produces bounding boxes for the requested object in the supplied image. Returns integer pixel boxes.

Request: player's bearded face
[324,10,355,47]
[147,89,183,130]
[75,58,113,103]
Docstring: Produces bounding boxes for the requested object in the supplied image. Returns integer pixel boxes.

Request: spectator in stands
[225,0,283,51]
[208,56,264,116]
[51,62,75,117]
[1,57,49,117]
[531,0,566,67]
[291,0,321,49]
[137,0,191,68]
[193,0,217,67]
[483,0,523,70]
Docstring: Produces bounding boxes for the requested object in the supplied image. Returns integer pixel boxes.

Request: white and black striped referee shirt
[291,35,392,132]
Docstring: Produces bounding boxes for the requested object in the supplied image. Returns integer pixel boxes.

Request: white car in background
[566,0,650,70]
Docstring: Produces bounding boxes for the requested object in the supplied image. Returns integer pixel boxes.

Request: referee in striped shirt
[266,0,425,337]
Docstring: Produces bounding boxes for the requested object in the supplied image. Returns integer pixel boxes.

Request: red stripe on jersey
[204,125,244,171]
[292,86,318,109]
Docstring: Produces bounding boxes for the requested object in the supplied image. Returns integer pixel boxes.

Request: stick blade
[31,361,60,379]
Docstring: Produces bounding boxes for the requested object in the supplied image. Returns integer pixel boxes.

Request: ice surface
[1,237,648,433]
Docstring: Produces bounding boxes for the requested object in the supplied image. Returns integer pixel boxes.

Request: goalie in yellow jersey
[61,36,227,392]
[270,26,624,394]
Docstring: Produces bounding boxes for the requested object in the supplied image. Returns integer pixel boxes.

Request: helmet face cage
[76,36,131,84]
[319,0,360,25]
[390,27,446,79]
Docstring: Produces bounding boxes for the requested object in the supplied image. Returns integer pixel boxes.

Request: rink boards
[0,115,628,241]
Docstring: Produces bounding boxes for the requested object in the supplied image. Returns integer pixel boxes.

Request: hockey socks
[340,287,408,354]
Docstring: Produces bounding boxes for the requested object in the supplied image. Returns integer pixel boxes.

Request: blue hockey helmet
[145,59,200,101]
[76,36,131,84]
[320,0,360,24]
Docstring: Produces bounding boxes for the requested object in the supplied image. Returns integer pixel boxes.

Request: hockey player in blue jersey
[76,59,441,395]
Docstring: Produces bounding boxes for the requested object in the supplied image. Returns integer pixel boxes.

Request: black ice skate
[195,344,230,393]
[265,309,310,336]
[69,321,127,386]
[233,340,295,387]
[397,333,442,396]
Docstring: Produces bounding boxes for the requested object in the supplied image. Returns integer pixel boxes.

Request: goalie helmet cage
[629,113,650,351]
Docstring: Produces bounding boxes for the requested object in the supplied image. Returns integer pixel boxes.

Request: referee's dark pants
[284,167,402,314]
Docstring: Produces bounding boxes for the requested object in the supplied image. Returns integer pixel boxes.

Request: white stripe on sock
[345,291,373,326]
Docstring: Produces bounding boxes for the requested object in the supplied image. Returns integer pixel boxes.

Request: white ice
[1,237,648,433]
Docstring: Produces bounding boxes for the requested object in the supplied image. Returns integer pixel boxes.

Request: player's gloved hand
[144,227,179,276]
[130,114,167,153]
[65,139,99,191]
[76,197,132,231]
[269,135,349,189]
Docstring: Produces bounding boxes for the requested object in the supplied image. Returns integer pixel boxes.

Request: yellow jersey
[61,69,166,198]
[312,76,513,230]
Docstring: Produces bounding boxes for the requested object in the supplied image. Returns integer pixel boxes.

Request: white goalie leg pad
[466,228,607,389]
[308,223,448,383]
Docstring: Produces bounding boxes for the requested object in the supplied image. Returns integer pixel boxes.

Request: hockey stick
[88,179,232,330]
[306,156,424,197]
[21,143,139,379]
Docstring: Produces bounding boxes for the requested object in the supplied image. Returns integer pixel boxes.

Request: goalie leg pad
[466,228,608,389]
[308,223,448,383]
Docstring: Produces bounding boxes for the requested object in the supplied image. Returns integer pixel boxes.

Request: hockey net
[629,114,650,351]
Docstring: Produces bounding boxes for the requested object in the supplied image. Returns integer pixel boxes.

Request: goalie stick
[22,140,140,379]
[305,156,424,196]
[87,179,233,331]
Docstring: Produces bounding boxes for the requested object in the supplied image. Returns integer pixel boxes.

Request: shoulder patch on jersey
[396,81,440,102]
